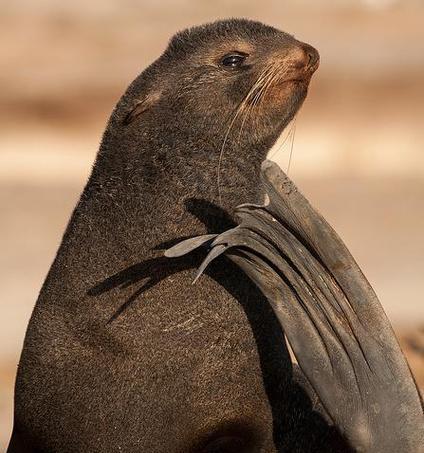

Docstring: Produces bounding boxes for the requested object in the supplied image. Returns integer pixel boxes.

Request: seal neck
[62,129,270,263]
[38,121,274,303]
[92,123,270,221]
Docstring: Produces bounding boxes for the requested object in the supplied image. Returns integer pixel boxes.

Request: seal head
[103,18,319,212]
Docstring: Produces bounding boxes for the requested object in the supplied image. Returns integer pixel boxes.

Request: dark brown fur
[8,19,348,452]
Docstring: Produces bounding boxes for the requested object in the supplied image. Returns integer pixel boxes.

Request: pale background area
[1,0,423,447]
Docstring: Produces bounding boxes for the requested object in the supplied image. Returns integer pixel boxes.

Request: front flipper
[166,160,424,452]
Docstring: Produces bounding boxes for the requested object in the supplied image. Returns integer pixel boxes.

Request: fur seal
[7,19,341,453]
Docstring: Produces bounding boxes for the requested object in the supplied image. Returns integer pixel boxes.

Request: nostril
[303,44,319,68]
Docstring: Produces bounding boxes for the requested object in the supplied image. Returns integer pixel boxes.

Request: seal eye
[220,53,248,69]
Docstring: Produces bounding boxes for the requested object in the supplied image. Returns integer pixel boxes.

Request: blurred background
[1,0,423,447]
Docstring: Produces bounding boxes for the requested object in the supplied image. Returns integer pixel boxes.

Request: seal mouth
[284,77,309,84]
[279,73,314,86]
[284,60,320,85]
[276,51,320,87]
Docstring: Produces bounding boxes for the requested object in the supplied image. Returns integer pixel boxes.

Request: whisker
[253,63,297,171]
[246,64,283,130]
[236,76,269,141]
[217,65,273,203]
[237,103,252,142]
[217,61,294,203]
[239,65,281,139]
[286,118,297,175]
[217,106,243,203]
[268,116,296,160]
[260,64,289,107]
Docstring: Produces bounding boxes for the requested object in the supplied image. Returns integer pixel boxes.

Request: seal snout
[302,43,320,71]
[287,42,320,76]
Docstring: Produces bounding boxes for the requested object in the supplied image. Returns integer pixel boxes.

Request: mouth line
[280,77,310,85]
[280,62,319,85]
[246,69,316,104]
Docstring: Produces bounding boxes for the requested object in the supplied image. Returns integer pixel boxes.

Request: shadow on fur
[87,198,351,451]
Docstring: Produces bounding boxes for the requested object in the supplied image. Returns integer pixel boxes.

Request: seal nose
[289,42,320,72]
[302,43,320,70]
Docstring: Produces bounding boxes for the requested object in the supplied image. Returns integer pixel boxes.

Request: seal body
[9,19,334,453]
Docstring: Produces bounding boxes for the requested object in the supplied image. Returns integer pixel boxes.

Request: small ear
[122,91,161,125]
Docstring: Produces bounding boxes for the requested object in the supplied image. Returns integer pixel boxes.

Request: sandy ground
[1,0,424,448]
